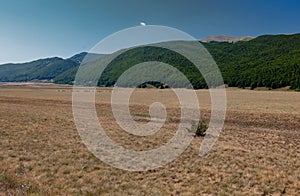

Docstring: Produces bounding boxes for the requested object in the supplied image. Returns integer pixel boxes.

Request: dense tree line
[203,34,300,90]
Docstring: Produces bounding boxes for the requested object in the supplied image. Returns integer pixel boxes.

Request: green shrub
[187,119,208,137]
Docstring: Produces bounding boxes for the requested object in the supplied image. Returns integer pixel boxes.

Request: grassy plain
[0,84,299,195]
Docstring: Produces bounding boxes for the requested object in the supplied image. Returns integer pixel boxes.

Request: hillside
[0,33,299,90]
[0,57,78,82]
[0,53,103,83]
[70,33,300,90]
[202,34,300,89]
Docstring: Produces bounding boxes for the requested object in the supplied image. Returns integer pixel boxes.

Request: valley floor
[0,86,299,195]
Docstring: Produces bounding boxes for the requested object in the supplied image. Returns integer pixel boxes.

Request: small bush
[187,119,208,137]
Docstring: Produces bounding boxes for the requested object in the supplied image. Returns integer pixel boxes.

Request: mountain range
[0,33,299,90]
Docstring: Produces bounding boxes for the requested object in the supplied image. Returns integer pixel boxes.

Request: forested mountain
[0,57,78,82]
[203,33,300,89]
[0,33,299,90]
[0,53,103,83]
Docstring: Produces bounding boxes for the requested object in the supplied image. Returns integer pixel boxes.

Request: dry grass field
[0,84,299,195]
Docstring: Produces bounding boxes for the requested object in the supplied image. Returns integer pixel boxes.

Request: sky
[0,0,300,64]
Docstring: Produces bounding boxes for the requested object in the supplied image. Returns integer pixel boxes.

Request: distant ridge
[201,35,254,43]
[0,33,299,90]
[69,52,105,64]
[0,52,104,83]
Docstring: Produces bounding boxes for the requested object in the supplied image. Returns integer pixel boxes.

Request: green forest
[202,34,300,90]
[0,33,299,90]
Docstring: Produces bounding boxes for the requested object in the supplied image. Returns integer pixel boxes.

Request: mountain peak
[201,35,254,43]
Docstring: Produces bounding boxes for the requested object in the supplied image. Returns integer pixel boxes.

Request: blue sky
[1,0,300,63]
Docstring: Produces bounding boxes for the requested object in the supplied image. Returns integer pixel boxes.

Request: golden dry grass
[0,85,299,195]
